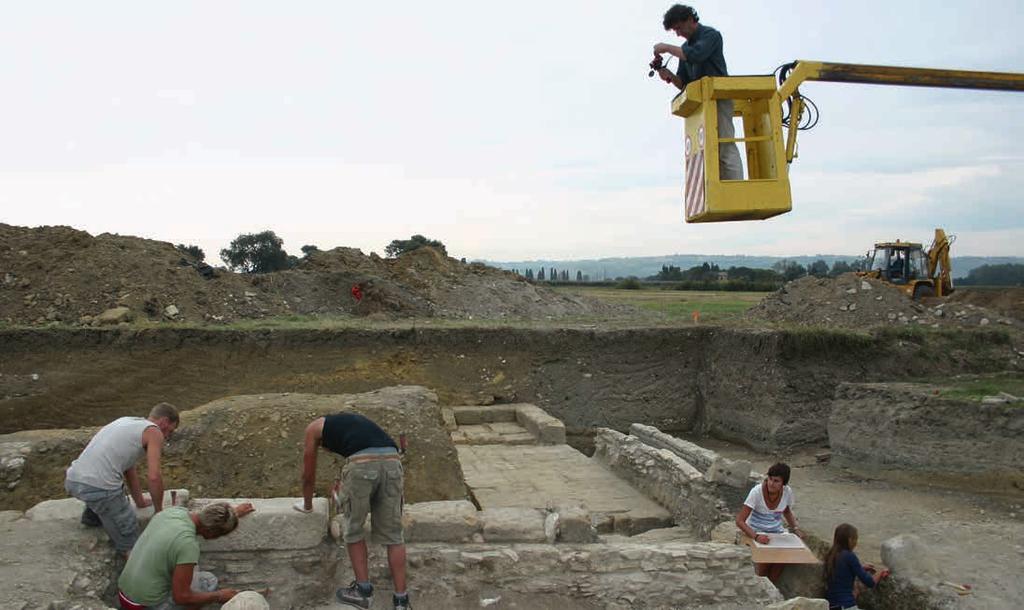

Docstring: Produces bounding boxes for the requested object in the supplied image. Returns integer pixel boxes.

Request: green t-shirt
[117,507,201,604]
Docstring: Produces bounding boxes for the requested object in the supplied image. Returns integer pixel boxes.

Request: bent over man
[653,4,744,180]
[298,412,410,610]
[65,402,178,554]
[116,501,263,609]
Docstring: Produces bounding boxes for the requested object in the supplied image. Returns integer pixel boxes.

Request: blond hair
[148,402,180,425]
[197,502,238,538]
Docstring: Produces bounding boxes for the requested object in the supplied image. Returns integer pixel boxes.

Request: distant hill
[483,254,1024,281]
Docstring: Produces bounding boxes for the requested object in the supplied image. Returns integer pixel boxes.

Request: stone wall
[591,428,731,539]
[829,382,1024,491]
[192,497,336,607]
[368,541,782,609]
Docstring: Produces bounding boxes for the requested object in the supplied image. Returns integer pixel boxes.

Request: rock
[881,534,941,581]
[845,288,857,294]
[861,281,872,290]
[980,318,990,326]
[705,455,753,488]
[848,303,857,311]
[709,520,738,544]
[163,304,180,319]
[95,306,132,325]
[544,512,558,543]
[221,590,270,610]
[839,304,849,312]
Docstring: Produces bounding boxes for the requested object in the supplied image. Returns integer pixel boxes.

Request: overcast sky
[1,1,1022,262]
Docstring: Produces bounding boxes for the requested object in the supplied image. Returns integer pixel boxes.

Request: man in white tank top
[64,402,179,554]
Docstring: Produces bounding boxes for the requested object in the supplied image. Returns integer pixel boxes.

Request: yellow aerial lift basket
[672,75,790,223]
[670,61,1024,223]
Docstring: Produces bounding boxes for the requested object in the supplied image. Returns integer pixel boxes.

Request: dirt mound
[0,224,624,325]
[949,287,1024,321]
[747,273,1022,330]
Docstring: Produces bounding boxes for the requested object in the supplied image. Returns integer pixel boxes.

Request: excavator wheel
[913,284,936,301]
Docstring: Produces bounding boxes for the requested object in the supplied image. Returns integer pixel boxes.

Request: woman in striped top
[735,462,804,582]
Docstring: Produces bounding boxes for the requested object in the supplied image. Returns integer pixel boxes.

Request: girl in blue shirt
[824,523,889,609]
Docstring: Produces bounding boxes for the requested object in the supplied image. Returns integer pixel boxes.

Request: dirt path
[693,438,1024,609]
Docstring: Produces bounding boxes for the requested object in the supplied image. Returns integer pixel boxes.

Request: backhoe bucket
[672,76,792,222]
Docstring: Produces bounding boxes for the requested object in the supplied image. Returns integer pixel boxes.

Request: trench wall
[0,327,1015,451]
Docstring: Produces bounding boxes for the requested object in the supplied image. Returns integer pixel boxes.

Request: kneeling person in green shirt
[117,502,258,609]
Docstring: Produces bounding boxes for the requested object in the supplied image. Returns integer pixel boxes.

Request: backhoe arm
[928,228,955,297]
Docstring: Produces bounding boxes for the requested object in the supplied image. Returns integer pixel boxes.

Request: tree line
[175,231,449,274]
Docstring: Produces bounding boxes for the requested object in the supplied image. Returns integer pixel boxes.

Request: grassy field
[553,285,765,322]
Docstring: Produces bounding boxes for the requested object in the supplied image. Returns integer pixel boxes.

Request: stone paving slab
[452,423,536,446]
[457,444,672,533]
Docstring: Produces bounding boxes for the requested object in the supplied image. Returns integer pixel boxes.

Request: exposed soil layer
[0,223,624,325]
[2,386,467,512]
[1,325,1021,512]
[747,274,1022,331]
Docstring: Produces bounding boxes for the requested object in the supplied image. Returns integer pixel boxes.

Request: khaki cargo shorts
[338,458,404,545]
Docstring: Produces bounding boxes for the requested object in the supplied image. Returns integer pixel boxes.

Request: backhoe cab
[671,61,1024,223]
[860,229,955,300]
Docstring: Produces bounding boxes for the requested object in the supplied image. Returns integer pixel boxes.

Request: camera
[648,55,664,78]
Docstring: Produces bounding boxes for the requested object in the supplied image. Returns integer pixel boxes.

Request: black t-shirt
[321,413,397,457]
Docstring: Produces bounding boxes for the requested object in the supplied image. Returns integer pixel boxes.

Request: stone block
[705,456,753,488]
[515,404,566,445]
[196,497,328,552]
[555,504,597,543]
[480,507,547,542]
[26,490,190,525]
[449,405,516,425]
[403,500,480,542]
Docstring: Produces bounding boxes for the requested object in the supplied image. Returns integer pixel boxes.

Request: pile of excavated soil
[949,286,1024,321]
[746,273,1022,331]
[0,224,624,325]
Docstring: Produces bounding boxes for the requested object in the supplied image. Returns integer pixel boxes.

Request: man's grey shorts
[65,478,139,552]
[338,458,404,545]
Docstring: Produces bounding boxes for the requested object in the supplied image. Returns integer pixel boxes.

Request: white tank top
[66,417,156,491]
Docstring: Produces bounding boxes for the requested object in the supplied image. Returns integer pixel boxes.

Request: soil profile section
[1,326,1016,446]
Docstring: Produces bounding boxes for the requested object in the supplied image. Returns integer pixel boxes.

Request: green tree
[219,230,292,273]
[808,259,830,277]
[538,268,546,281]
[384,234,447,257]
[176,244,205,262]
[300,244,320,256]
[773,259,807,282]
[829,260,854,277]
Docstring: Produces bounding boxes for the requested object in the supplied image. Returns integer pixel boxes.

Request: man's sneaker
[335,582,373,609]
[80,507,102,527]
[393,593,412,609]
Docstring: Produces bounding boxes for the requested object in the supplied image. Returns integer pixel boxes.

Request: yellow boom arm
[777,61,1024,162]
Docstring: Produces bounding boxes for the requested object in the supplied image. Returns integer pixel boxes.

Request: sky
[1,1,1022,263]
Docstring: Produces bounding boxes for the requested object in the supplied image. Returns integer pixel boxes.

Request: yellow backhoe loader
[669,61,1024,223]
[860,228,955,300]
